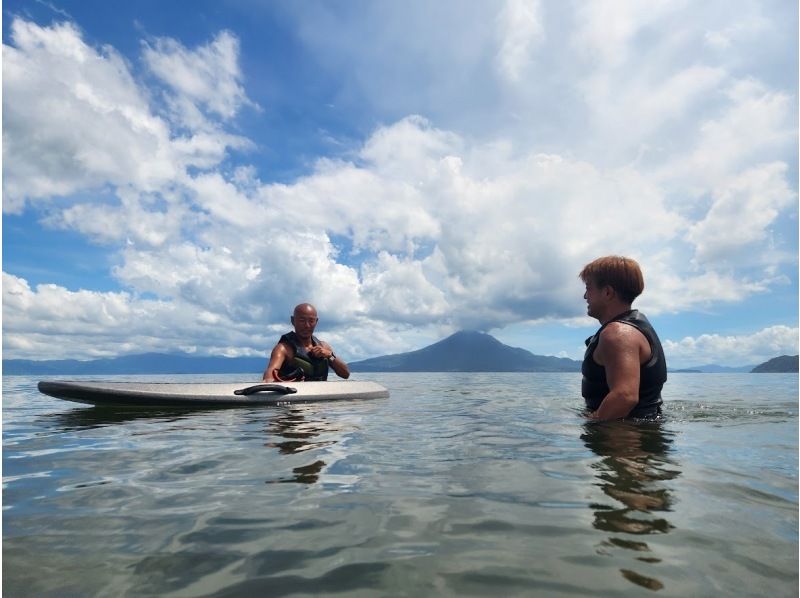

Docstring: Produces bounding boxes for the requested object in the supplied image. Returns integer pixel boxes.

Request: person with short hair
[579,256,667,420]
[262,303,350,382]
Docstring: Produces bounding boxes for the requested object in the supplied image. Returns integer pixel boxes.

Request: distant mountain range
[3,335,796,375]
[348,330,581,372]
[751,355,799,373]
[671,364,754,373]
[3,353,266,376]
[3,331,581,375]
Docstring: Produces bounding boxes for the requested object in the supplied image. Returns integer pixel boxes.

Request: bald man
[262,303,350,382]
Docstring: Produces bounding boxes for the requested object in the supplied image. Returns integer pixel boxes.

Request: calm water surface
[3,373,798,596]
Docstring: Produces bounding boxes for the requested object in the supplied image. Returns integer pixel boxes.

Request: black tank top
[582,310,667,418]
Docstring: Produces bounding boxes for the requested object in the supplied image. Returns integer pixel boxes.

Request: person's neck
[599,304,633,326]
[295,332,313,345]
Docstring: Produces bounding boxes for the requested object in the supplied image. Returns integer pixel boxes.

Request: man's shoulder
[275,332,297,352]
[599,321,646,345]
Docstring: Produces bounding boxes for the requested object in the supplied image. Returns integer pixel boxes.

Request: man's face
[583,280,606,320]
[291,311,318,337]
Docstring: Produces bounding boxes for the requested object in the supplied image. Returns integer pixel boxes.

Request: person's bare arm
[262,343,291,382]
[329,353,350,379]
[589,323,644,420]
[309,342,350,379]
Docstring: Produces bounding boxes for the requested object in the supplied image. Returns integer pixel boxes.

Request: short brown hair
[579,256,644,304]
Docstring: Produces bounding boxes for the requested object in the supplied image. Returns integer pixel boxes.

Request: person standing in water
[262,303,350,382]
[579,256,667,420]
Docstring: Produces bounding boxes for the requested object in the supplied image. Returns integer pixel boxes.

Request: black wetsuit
[582,310,667,418]
[278,331,329,381]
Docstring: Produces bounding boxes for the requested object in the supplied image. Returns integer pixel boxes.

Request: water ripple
[3,372,797,596]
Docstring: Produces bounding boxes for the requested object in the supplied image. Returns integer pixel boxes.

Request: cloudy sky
[3,0,797,369]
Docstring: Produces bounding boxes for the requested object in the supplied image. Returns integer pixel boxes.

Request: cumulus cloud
[2,271,284,359]
[104,115,693,327]
[704,14,770,50]
[686,162,795,265]
[2,5,797,362]
[664,326,799,368]
[142,30,257,123]
[495,0,544,83]
[2,19,251,212]
[572,0,686,69]
[667,79,795,193]
[3,19,172,209]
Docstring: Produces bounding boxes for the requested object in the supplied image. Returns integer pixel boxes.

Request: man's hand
[308,345,333,360]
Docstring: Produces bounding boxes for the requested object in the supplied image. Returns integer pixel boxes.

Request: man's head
[579,256,644,318]
[291,303,319,340]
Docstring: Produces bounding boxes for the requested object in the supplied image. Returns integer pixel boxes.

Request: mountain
[349,330,581,372]
[671,364,754,373]
[751,355,799,373]
[3,353,266,376]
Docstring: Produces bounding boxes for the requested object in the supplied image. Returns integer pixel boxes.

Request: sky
[2,0,798,369]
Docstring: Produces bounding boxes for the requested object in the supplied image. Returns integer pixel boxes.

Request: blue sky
[2,0,798,369]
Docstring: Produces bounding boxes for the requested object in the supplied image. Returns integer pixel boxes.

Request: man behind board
[579,256,667,421]
[263,303,350,382]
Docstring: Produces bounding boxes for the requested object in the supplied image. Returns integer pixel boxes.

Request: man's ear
[603,285,615,299]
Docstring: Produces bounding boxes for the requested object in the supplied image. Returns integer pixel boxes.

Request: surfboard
[37,380,389,407]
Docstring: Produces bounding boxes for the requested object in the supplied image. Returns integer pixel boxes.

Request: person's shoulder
[599,321,644,345]
[272,340,290,353]
[273,335,295,353]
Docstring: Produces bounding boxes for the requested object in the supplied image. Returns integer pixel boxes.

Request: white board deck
[38,380,389,407]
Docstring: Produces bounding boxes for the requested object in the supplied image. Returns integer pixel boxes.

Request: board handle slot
[234,384,298,396]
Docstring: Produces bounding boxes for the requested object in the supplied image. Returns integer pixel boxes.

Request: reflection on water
[5,373,794,595]
[582,420,680,592]
[37,403,349,486]
[264,407,343,485]
[40,406,204,430]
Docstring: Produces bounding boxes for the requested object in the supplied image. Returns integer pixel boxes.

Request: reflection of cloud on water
[263,405,363,488]
[582,421,681,592]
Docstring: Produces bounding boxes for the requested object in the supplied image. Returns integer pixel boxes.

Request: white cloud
[2,19,250,213]
[704,15,770,50]
[572,0,686,69]
[2,5,797,362]
[3,20,173,209]
[686,162,795,265]
[664,326,799,368]
[642,267,781,315]
[361,251,449,323]
[668,79,795,191]
[1,271,281,360]
[142,30,256,123]
[495,0,544,83]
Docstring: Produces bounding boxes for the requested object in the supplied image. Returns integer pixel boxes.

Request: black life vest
[582,310,667,418]
[278,331,329,381]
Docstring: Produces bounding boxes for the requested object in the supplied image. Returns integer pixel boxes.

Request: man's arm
[329,353,350,379]
[262,343,291,382]
[589,323,643,421]
[309,342,350,379]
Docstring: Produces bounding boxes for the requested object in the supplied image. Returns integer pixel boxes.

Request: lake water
[3,372,798,596]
